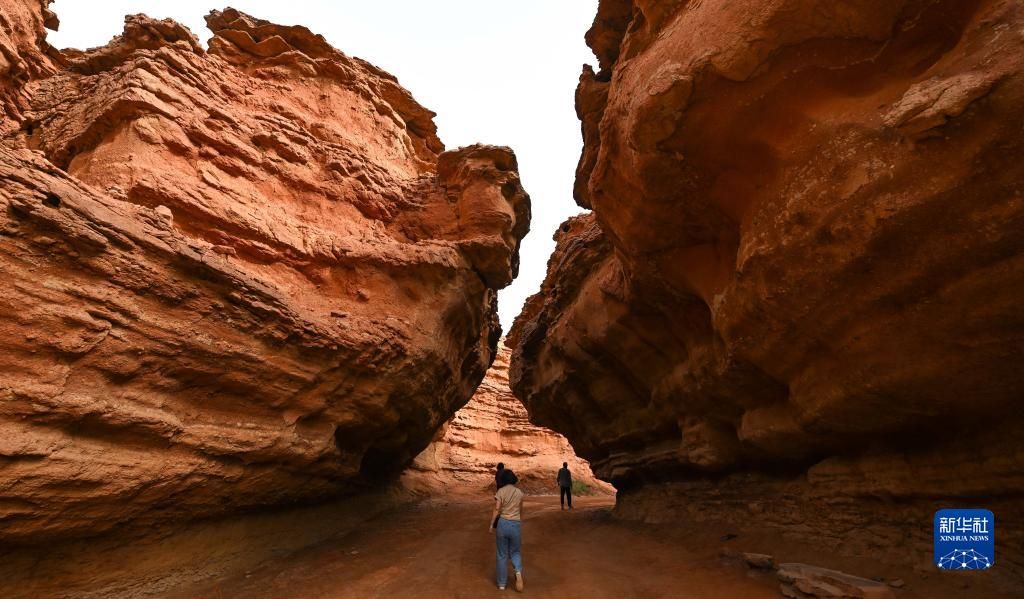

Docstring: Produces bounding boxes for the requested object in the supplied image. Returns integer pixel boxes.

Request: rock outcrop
[510,0,1024,579]
[0,2,529,543]
[403,344,611,495]
[777,563,895,599]
[0,0,58,131]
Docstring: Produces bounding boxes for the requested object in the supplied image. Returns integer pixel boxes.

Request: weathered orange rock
[510,0,1024,578]
[0,3,528,542]
[403,344,611,495]
[0,0,58,130]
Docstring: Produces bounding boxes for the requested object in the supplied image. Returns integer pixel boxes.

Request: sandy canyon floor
[173,496,776,599]
[165,495,1001,599]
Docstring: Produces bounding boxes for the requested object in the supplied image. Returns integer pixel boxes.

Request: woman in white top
[489,469,525,591]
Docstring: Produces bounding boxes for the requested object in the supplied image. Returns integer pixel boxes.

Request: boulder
[743,553,775,570]
[777,563,895,599]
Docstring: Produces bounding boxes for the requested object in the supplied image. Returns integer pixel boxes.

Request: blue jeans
[495,518,523,587]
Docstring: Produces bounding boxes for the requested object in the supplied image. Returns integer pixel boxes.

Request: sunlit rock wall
[404,344,612,495]
[510,0,1024,580]
[0,3,529,542]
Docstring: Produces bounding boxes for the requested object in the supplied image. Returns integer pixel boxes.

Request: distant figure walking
[557,462,573,510]
[495,462,505,490]
[489,469,525,592]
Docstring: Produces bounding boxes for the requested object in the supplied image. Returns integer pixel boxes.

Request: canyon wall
[509,0,1024,579]
[0,2,529,543]
[403,344,612,496]
[0,0,58,131]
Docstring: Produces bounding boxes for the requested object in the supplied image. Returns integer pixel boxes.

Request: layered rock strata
[403,344,611,495]
[0,0,58,131]
[0,3,529,542]
[510,0,1024,580]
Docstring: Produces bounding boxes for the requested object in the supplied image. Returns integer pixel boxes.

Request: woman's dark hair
[500,469,518,486]
[497,462,504,470]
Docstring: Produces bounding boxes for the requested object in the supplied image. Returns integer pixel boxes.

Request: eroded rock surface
[0,2,528,542]
[403,344,611,495]
[0,0,58,131]
[510,0,1024,579]
[777,563,895,599]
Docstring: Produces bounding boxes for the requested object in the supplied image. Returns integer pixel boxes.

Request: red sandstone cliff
[403,344,611,495]
[0,0,58,130]
[0,2,529,542]
[510,0,1024,580]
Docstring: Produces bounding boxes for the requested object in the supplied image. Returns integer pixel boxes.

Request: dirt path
[174,496,777,599]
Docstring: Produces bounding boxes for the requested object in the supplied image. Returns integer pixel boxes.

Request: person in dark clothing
[495,462,505,490]
[557,462,573,509]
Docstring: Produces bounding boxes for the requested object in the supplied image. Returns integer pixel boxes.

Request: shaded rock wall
[403,344,612,495]
[0,3,529,542]
[0,489,406,599]
[510,0,1024,578]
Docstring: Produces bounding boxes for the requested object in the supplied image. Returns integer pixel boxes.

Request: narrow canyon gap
[2,0,1023,598]
[402,343,612,496]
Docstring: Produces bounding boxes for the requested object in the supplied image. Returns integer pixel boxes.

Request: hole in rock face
[359,446,399,481]
[501,181,518,199]
[43,193,61,208]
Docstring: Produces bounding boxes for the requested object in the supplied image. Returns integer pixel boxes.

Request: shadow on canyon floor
[4,493,1017,598]
[170,495,1010,599]
[173,496,776,599]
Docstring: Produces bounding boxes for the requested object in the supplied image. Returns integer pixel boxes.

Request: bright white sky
[49,1,596,331]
